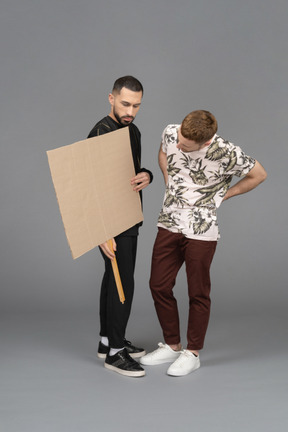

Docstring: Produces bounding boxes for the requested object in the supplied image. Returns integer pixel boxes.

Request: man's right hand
[100,238,117,260]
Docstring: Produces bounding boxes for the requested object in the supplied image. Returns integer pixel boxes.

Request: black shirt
[87,116,153,236]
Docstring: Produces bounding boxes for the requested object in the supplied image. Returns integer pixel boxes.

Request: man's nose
[127,106,134,115]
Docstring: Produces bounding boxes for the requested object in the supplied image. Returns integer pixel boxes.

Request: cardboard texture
[47,127,143,259]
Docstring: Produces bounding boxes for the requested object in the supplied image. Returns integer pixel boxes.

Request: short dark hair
[112,76,143,95]
[181,110,218,143]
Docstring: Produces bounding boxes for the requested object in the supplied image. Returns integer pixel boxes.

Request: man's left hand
[131,172,150,192]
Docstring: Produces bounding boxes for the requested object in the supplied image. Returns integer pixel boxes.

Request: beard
[113,108,134,126]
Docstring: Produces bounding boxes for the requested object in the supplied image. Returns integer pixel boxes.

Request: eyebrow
[122,100,141,106]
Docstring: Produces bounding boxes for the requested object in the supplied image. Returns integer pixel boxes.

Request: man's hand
[100,238,116,260]
[131,172,150,192]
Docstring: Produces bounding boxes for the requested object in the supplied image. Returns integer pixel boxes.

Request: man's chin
[121,118,134,125]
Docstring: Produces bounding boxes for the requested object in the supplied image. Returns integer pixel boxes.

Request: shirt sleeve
[225,143,256,177]
[161,124,178,153]
[161,126,168,153]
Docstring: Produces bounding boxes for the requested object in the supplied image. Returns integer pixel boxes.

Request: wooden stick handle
[107,239,125,304]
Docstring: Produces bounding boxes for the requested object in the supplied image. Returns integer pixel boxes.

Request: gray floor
[1,309,287,432]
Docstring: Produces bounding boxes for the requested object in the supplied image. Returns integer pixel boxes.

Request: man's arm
[159,146,168,185]
[223,160,267,201]
[129,124,153,192]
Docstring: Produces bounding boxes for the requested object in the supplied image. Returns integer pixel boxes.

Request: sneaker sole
[167,363,200,376]
[97,352,107,359]
[98,351,146,359]
[128,350,146,359]
[104,363,146,377]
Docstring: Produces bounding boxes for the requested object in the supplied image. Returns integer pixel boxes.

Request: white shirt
[157,124,256,241]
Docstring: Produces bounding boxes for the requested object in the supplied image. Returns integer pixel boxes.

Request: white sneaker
[140,343,181,365]
[167,350,200,376]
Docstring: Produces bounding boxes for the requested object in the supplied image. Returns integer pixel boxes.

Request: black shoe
[124,339,146,358]
[104,348,145,377]
[97,340,146,359]
[97,341,109,359]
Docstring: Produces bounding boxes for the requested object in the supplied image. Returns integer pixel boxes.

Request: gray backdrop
[1,0,287,431]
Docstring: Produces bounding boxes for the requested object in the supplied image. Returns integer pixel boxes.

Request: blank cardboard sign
[47,127,143,259]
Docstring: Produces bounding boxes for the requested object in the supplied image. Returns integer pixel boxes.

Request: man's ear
[204,137,213,147]
[108,93,114,106]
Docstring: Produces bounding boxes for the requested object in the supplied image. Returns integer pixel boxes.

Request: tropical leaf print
[158,210,180,228]
[167,154,176,164]
[167,165,181,177]
[194,178,231,207]
[165,127,178,145]
[225,150,237,172]
[180,154,209,185]
[206,139,228,161]
[167,154,181,177]
[188,207,216,234]
[193,220,213,234]
[164,185,189,208]
[190,164,209,185]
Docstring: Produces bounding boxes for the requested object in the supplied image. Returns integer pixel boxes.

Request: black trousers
[99,235,138,348]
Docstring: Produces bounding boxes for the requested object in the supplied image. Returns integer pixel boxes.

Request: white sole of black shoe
[98,351,146,359]
[129,350,146,359]
[97,352,107,359]
[104,363,146,377]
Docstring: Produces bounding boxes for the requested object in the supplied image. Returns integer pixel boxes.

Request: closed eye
[121,102,141,108]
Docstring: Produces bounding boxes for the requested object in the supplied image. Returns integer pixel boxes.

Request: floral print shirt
[157,124,256,241]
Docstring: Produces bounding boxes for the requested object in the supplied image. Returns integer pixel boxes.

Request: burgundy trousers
[149,228,217,351]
